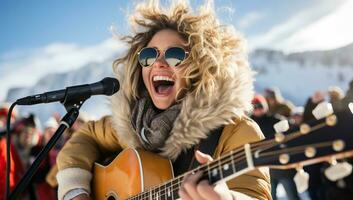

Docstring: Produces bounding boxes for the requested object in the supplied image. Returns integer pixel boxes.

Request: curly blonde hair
[113,0,248,104]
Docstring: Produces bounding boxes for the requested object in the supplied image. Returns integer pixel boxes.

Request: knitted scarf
[131,97,181,152]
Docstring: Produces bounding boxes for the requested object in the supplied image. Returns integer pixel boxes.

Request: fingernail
[196,150,205,156]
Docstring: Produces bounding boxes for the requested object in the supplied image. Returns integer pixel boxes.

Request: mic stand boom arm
[8,88,88,200]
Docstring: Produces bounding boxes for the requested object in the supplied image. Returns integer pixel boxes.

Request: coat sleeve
[56,116,123,200]
[214,117,272,200]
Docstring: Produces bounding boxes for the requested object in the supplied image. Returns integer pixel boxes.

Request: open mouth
[152,75,175,95]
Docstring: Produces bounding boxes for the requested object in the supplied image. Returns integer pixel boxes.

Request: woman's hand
[178,151,232,200]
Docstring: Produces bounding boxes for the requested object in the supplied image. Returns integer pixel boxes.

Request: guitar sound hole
[107,196,116,200]
[105,191,118,200]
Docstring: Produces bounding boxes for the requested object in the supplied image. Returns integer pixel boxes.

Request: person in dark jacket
[332,80,353,112]
[251,94,300,200]
[321,81,353,200]
[302,90,327,200]
[264,88,294,118]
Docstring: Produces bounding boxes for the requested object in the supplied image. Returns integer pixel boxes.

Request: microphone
[16,77,120,105]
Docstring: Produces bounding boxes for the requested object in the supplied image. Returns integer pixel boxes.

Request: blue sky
[1,0,352,100]
[0,0,333,54]
[0,0,129,54]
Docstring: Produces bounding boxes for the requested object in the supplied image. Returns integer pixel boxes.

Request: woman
[56,1,271,199]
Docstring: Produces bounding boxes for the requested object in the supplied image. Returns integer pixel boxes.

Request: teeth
[153,76,174,82]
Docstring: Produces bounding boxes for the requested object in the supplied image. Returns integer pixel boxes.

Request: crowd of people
[250,80,353,200]
[0,107,90,200]
[1,0,353,199]
[1,80,351,200]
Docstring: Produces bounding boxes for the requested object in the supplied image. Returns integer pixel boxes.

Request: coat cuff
[56,168,92,200]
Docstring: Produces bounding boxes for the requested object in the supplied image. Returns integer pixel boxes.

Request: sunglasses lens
[165,47,186,67]
[253,103,263,110]
[138,48,158,67]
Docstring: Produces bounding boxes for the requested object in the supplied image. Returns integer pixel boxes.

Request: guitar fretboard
[127,146,251,200]
[127,110,353,200]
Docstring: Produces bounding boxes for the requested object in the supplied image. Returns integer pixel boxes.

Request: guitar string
[129,139,275,200]
[128,138,252,199]
[258,141,334,157]
[250,121,327,155]
[128,154,245,200]
[129,130,315,200]
[130,135,280,200]
[129,121,329,199]
[133,140,336,200]
[131,140,333,200]
[127,149,247,200]
[130,139,313,199]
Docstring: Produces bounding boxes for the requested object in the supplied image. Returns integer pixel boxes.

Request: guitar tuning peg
[275,132,285,143]
[324,159,353,182]
[312,101,333,120]
[273,120,289,133]
[299,123,311,134]
[325,114,337,126]
[294,167,309,193]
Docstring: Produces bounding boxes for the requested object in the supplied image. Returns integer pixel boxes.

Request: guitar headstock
[252,107,353,170]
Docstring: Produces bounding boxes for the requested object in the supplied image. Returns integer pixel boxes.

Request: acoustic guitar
[93,108,353,200]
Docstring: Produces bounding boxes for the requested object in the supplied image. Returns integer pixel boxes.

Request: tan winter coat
[57,60,272,199]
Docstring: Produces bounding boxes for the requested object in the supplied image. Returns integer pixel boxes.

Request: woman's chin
[151,97,175,110]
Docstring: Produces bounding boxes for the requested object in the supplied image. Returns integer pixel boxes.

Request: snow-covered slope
[251,43,353,105]
[6,61,115,123]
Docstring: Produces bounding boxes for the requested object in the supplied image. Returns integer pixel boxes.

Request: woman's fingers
[197,180,222,200]
[195,150,213,164]
[179,187,192,200]
[180,171,204,200]
[179,151,232,200]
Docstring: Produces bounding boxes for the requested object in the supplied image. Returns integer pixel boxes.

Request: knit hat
[0,102,17,119]
[252,94,269,112]
[328,86,344,101]
[264,87,284,102]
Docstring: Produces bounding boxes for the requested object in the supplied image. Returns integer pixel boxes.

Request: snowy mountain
[6,60,115,123]
[251,43,353,105]
[5,43,353,124]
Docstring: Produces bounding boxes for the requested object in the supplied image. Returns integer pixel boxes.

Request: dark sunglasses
[137,46,189,67]
[253,102,264,110]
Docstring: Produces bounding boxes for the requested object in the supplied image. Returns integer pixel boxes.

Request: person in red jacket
[0,103,24,200]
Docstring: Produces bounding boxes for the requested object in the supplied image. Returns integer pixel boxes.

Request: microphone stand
[8,92,87,200]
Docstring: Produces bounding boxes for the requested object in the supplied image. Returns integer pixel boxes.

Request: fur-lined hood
[110,63,254,160]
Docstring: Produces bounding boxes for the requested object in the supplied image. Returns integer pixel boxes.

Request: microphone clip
[61,85,90,111]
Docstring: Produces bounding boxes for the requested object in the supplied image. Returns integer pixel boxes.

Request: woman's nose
[153,54,169,68]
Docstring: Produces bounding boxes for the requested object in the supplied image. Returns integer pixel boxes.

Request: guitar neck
[129,146,251,200]
[128,109,353,200]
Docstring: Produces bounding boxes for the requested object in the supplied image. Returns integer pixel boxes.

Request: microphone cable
[4,102,18,200]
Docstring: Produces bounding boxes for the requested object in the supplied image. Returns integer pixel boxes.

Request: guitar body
[92,109,353,200]
[93,148,174,200]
